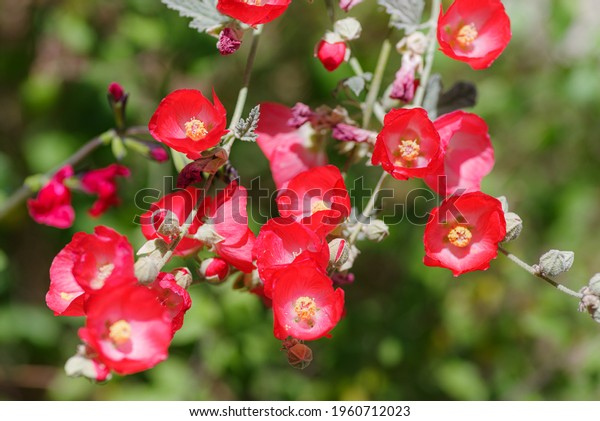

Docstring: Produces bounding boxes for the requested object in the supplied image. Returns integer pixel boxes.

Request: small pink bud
[332,123,376,143]
[200,257,230,284]
[339,0,363,12]
[390,54,422,103]
[217,28,242,56]
[149,146,169,162]
[108,82,125,102]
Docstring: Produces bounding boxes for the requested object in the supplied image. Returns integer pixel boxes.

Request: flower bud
[332,272,355,286]
[315,33,348,72]
[134,255,161,285]
[339,0,363,12]
[64,345,111,382]
[156,210,181,238]
[396,32,428,56]
[364,219,389,242]
[108,82,125,103]
[328,238,349,269]
[334,17,362,41]
[199,257,230,284]
[172,267,193,289]
[217,27,242,56]
[536,249,574,277]
[338,244,360,272]
[390,53,422,103]
[194,223,225,247]
[287,343,313,370]
[149,146,169,162]
[503,212,522,242]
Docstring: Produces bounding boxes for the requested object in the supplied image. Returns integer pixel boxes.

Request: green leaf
[377,0,425,32]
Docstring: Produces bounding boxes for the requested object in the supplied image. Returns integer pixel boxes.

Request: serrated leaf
[438,81,477,115]
[233,105,260,142]
[422,73,442,119]
[162,0,229,34]
[378,0,425,31]
[537,249,575,277]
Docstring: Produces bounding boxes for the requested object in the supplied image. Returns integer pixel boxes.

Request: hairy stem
[348,170,388,245]
[498,246,583,299]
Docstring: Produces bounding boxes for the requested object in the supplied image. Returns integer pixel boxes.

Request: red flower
[148,89,227,160]
[27,165,75,229]
[437,0,511,70]
[254,217,330,298]
[272,261,345,341]
[149,272,192,335]
[140,187,205,257]
[255,102,327,190]
[371,108,442,180]
[200,182,256,273]
[81,164,130,217]
[216,0,291,26]
[78,284,173,375]
[424,111,494,196]
[315,38,347,72]
[276,165,351,235]
[46,226,136,316]
[423,192,506,276]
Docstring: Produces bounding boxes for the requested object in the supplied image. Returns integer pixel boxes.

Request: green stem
[498,246,582,299]
[362,37,392,129]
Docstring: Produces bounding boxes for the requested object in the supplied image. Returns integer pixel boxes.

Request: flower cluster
[35,0,519,379]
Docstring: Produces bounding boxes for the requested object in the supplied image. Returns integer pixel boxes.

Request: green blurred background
[1,0,600,400]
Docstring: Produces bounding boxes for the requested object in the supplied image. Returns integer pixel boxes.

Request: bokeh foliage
[1,0,600,400]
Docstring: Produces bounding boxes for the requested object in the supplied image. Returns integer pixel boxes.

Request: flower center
[395,139,420,162]
[244,0,262,4]
[184,118,208,141]
[447,225,472,248]
[456,23,478,48]
[108,319,132,346]
[90,263,115,290]
[311,200,330,214]
[294,296,318,327]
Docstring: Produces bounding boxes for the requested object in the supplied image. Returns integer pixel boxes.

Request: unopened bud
[503,212,522,242]
[172,267,193,289]
[334,17,362,41]
[338,244,360,272]
[396,32,428,56]
[194,223,225,247]
[156,210,181,238]
[108,82,125,102]
[328,238,349,269]
[332,272,355,286]
[149,146,169,162]
[217,27,242,56]
[200,257,230,284]
[134,255,160,285]
[364,219,389,242]
[536,249,574,277]
[64,345,111,382]
[287,343,313,370]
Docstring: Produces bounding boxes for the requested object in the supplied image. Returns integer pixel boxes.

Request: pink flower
[331,123,375,143]
[27,165,75,229]
[140,187,205,257]
[78,284,173,375]
[149,272,192,335]
[217,0,291,26]
[424,111,495,196]
[423,192,506,276]
[81,164,130,217]
[315,38,347,72]
[254,217,330,298]
[46,226,137,316]
[148,89,228,160]
[371,108,442,180]
[437,0,512,70]
[272,261,345,341]
[255,102,327,190]
[276,165,351,236]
